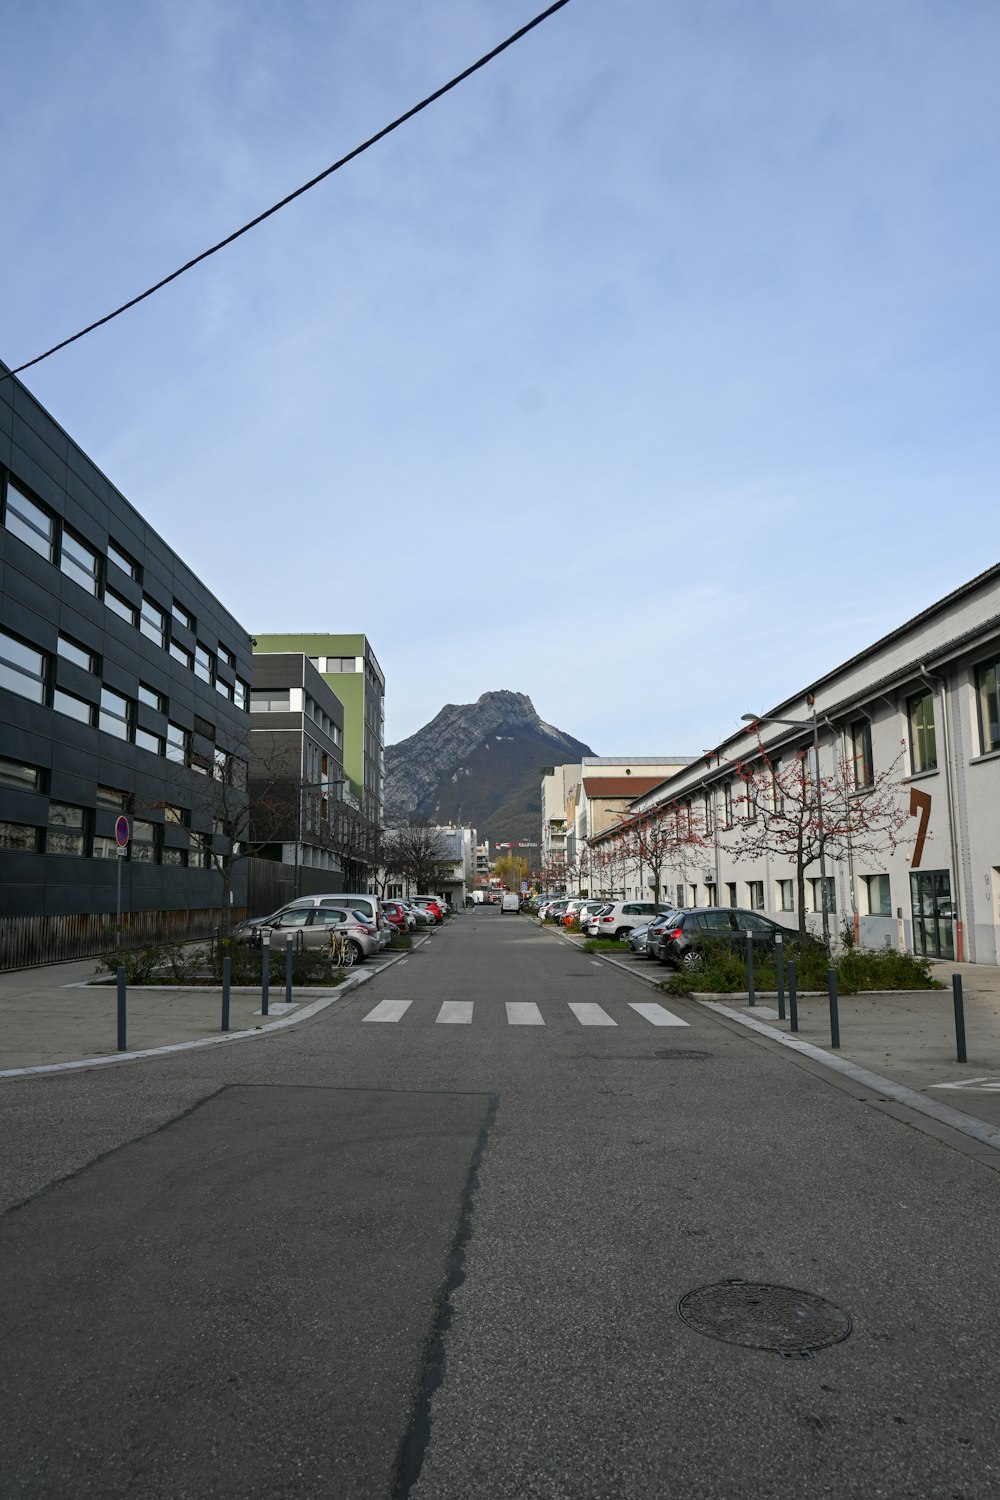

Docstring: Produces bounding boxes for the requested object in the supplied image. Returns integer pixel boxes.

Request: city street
[3,912,999,1498]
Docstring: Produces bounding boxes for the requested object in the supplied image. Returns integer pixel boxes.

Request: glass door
[909,870,954,959]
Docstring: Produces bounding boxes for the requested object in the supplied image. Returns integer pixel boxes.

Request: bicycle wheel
[328,937,342,968]
[341,939,356,967]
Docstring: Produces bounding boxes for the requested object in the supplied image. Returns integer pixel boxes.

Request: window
[723,784,733,828]
[725,882,737,908]
[93,835,120,859]
[107,541,139,579]
[105,589,138,627]
[60,530,100,595]
[135,727,164,755]
[777,879,794,912]
[907,691,937,773]
[47,802,87,856]
[99,687,132,740]
[234,679,249,711]
[250,691,291,713]
[57,635,96,672]
[138,683,165,712]
[166,723,189,764]
[746,880,764,910]
[0,756,42,792]
[53,689,95,724]
[169,641,193,670]
[189,833,212,869]
[976,659,1000,754]
[704,791,714,836]
[218,645,236,669]
[171,603,195,631]
[0,821,41,851]
[215,677,234,700]
[0,629,47,703]
[130,820,157,862]
[865,874,892,916]
[5,479,57,560]
[162,847,188,867]
[324,657,357,672]
[809,876,837,913]
[194,644,213,683]
[140,597,166,647]
[851,719,874,787]
[771,759,784,813]
[96,786,128,811]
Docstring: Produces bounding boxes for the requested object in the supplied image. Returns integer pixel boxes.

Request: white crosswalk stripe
[362,999,412,1023]
[437,1001,473,1024]
[506,1002,545,1025]
[567,1002,617,1027]
[628,1002,690,1028]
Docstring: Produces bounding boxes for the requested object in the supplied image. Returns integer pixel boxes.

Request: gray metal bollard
[775,933,786,1021]
[261,930,270,1016]
[827,966,840,1049]
[746,930,755,1007]
[221,955,231,1033]
[953,973,967,1063]
[285,933,294,1004]
[117,965,127,1051]
[787,960,798,1032]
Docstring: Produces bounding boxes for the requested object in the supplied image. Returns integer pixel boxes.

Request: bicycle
[327,928,357,968]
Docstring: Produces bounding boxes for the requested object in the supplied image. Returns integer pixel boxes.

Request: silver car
[239,904,379,961]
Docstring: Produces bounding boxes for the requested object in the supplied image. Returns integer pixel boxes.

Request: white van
[500,893,520,915]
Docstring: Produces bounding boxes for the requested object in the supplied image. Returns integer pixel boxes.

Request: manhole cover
[677,1280,852,1357]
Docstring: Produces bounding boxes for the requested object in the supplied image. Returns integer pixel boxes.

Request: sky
[2,0,997,756]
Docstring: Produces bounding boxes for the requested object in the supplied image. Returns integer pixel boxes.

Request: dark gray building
[0,362,254,967]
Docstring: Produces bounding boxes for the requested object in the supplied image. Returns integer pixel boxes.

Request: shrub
[658,941,944,997]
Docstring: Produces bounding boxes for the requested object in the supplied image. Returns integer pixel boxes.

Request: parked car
[403,902,436,927]
[576,900,610,935]
[560,898,592,927]
[589,900,669,941]
[411,896,446,923]
[627,911,681,956]
[500,892,521,914]
[650,907,822,969]
[381,900,414,933]
[233,904,380,961]
[639,909,683,958]
[545,900,570,924]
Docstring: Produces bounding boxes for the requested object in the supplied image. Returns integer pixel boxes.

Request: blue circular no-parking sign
[115,815,130,847]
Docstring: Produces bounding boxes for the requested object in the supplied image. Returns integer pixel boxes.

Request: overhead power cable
[6,0,572,381]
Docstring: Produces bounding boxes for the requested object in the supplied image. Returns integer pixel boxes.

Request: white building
[592,564,1000,964]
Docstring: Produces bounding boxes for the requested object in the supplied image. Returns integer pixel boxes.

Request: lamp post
[741,707,831,952]
[294,777,347,899]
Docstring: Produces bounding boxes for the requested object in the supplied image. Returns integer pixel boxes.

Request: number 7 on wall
[909,787,932,868]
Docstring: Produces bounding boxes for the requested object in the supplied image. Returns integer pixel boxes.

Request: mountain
[384,690,595,848]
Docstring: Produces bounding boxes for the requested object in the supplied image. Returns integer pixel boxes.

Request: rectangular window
[234,678,249,711]
[0,629,47,704]
[723,784,733,828]
[171,603,195,631]
[865,873,892,916]
[60,530,100,596]
[5,479,56,561]
[105,588,138,627]
[249,691,291,713]
[777,878,794,912]
[746,880,764,910]
[53,689,95,725]
[0,820,41,851]
[96,786,128,811]
[852,719,874,788]
[107,541,139,579]
[771,759,784,813]
[166,723,189,764]
[140,597,167,647]
[218,645,236,669]
[93,835,119,860]
[809,876,837,913]
[215,677,234,700]
[163,805,188,825]
[907,691,937,773]
[137,682,165,712]
[47,802,87,856]
[130,820,157,862]
[190,833,212,869]
[725,882,737,908]
[99,686,132,740]
[169,641,193,670]
[194,644,213,683]
[0,756,42,792]
[976,659,1000,754]
[135,727,164,755]
[57,635,96,672]
[162,846,188,867]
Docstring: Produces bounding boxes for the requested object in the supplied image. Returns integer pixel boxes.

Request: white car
[500,892,520,914]
[589,900,667,941]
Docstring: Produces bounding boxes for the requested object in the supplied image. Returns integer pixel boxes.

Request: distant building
[0,363,253,966]
[253,634,385,826]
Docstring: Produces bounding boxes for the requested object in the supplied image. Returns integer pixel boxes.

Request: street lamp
[294,777,347,898]
[741,707,831,951]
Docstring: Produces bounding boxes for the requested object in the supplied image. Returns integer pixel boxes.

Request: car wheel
[616,929,630,942]
[681,948,704,971]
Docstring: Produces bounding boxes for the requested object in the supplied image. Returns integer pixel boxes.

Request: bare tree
[620,801,710,908]
[385,820,454,892]
[722,729,913,941]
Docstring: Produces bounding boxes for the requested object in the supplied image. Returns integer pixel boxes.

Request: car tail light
[666,927,684,940]
[601,915,613,923]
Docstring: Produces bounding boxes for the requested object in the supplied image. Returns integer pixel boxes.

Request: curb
[0,938,427,1082]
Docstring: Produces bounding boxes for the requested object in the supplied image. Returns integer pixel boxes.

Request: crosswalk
[360,999,689,1028]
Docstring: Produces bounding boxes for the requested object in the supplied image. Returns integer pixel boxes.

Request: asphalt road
[2,912,999,1498]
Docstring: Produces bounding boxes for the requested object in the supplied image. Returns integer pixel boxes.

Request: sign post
[114,816,130,935]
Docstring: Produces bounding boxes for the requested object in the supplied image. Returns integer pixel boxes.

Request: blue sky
[3,0,997,753]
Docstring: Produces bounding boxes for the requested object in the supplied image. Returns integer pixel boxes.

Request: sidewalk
[0,955,351,1074]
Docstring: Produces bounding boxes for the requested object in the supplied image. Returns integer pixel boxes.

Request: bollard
[746,930,756,1007]
[827,966,841,1049]
[953,973,967,1063]
[117,965,127,1052]
[221,955,231,1033]
[261,931,270,1016]
[787,960,798,1032]
[285,933,294,1005]
[775,933,786,1021]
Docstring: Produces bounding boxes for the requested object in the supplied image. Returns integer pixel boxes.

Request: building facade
[0,364,254,966]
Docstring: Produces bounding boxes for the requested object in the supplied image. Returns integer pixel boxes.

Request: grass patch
[583,937,628,952]
[658,942,944,997]
[389,931,412,950]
